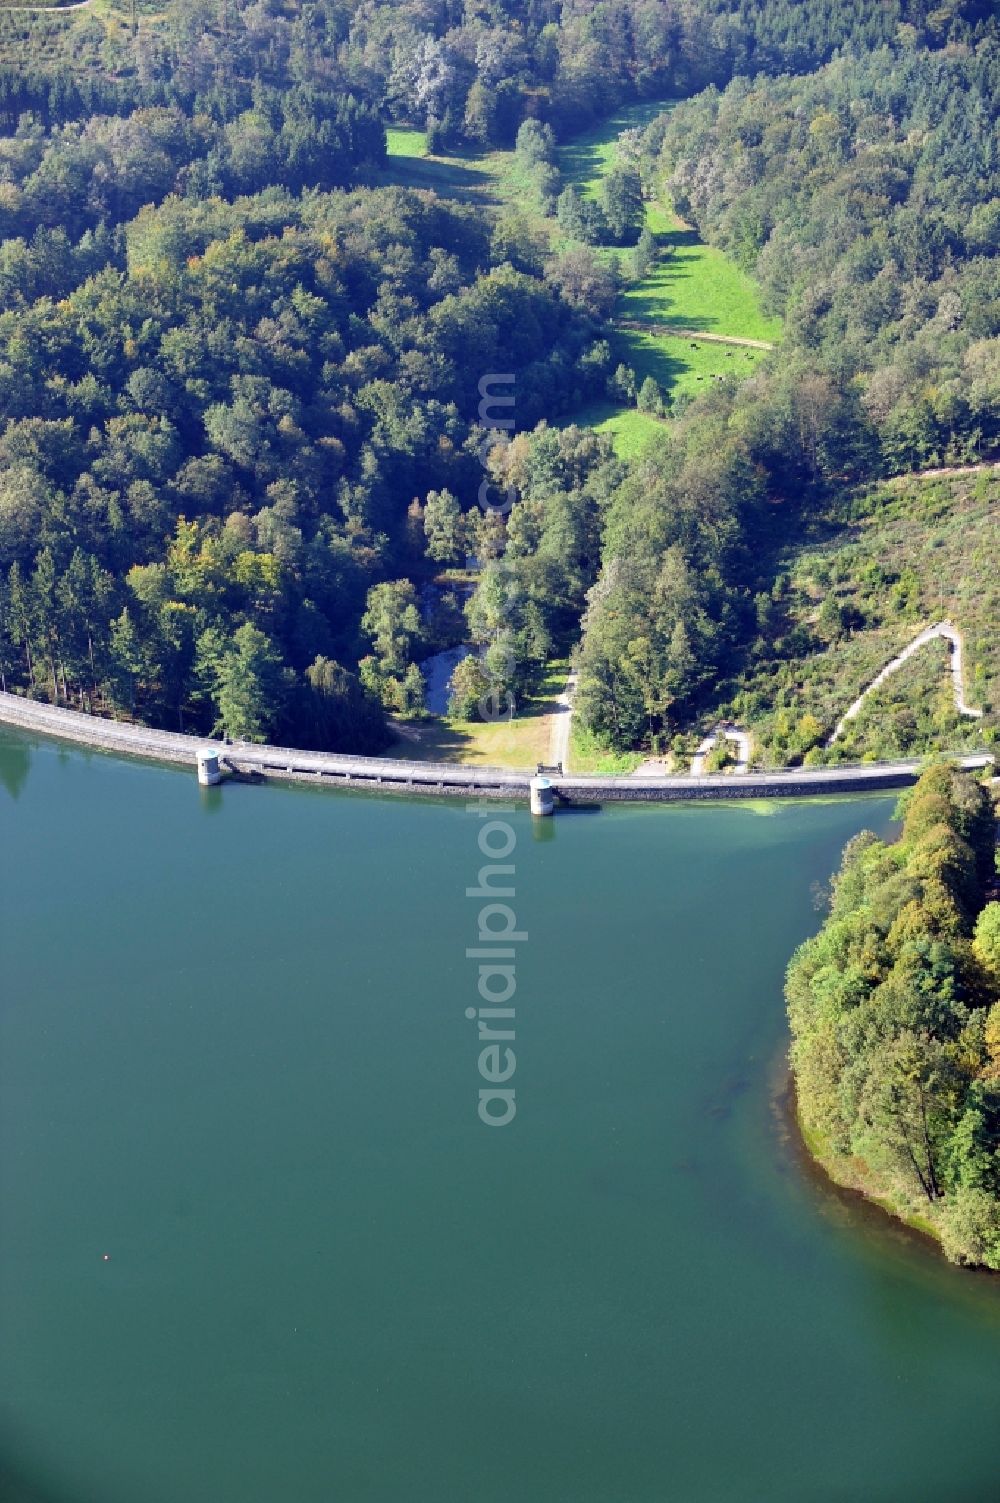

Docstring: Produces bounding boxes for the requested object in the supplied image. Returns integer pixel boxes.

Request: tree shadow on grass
[614,331,695,388]
[558,137,607,195]
[558,100,678,195]
[618,229,719,329]
[388,717,477,762]
[377,152,500,205]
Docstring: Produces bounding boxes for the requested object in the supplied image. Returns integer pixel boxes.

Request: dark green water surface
[1,730,998,1503]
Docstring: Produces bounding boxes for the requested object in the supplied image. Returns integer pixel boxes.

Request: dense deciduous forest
[787,765,1000,1268]
[0,0,996,754]
[0,184,611,740]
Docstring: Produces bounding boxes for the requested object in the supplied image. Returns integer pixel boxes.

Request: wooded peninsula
[788,765,1000,1268]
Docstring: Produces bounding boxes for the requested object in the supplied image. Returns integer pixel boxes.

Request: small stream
[419,644,470,716]
[419,577,477,715]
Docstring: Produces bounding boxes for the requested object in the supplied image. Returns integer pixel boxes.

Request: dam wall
[0,691,992,804]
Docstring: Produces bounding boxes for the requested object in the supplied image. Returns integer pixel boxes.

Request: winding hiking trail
[630,725,751,778]
[828,620,983,746]
[632,621,984,779]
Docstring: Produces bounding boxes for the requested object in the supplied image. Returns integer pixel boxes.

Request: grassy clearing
[562,327,768,444]
[559,100,675,199]
[385,126,427,158]
[383,128,552,225]
[620,326,767,401]
[560,335,766,456]
[620,225,782,343]
[391,660,567,770]
[557,100,779,342]
[561,315,769,455]
[559,399,665,459]
[382,103,776,453]
[557,100,779,447]
[381,129,512,207]
[379,145,504,204]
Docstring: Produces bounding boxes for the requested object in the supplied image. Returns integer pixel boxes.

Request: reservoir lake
[1,728,998,1503]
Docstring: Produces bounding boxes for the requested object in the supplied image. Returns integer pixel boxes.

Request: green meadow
[382,127,509,206]
[556,100,779,342]
[555,99,780,445]
[384,126,427,158]
[558,100,675,199]
[384,105,780,454]
[560,400,665,460]
[619,226,782,343]
[618,326,767,394]
[559,334,767,457]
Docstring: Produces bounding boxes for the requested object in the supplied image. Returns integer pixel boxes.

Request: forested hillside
[571,26,1000,756]
[0,0,996,755]
[656,42,1000,470]
[787,766,1000,1268]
